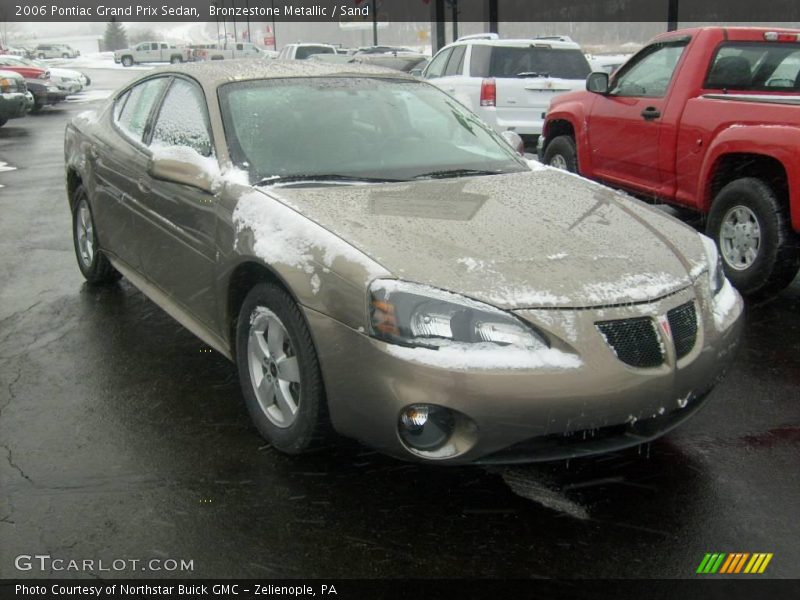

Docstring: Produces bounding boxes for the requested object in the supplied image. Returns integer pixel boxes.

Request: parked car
[191,42,265,61]
[587,54,630,74]
[423,33,591,144]
[24,78,67,112]
[541,26,800,296]
[0,55,49,80]
[0,55,86,93]
[114,42,191,67]
[277,43,337,60]
[64,61,742,464]
[34,44,79,59]
[0,69,28,127]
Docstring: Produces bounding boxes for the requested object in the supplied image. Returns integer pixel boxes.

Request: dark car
[24,78,68,112]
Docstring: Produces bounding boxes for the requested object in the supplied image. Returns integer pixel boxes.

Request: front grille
[667,301,698,359]
[597,317,663,368]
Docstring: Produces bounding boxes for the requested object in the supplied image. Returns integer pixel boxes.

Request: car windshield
[218,77,527,185]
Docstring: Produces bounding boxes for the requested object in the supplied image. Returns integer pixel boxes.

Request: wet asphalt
[0,68,799,580]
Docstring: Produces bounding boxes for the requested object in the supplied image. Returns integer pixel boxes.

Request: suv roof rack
[456,33,500,42]
[533,35,574,43]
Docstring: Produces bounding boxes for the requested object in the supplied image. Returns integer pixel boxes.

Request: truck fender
[542,103,590,174]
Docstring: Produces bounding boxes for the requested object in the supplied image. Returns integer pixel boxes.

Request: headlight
[0,77,14,93]
[699,234,725,296]
[369,279,549,350]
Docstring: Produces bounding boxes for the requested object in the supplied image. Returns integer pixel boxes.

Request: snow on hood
[264,169,705,309]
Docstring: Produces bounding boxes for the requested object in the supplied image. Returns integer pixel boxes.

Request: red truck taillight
[480,78,496,107]
[764,31,800,42]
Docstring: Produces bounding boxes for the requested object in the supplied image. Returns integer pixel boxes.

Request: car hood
[269,169,707,309]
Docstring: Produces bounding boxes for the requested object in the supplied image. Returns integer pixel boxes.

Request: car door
[585,39,688,194]
[91,76,170,271]
[136,76,219,327]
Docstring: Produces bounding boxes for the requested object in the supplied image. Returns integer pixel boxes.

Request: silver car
[64,61,744,464]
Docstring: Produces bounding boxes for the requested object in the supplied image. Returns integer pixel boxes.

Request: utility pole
[271,0,277,50]
[372,0,378,47]
[451,0,458,42]
[488,0,498,35]
[667,0,679,31]
[433,0,445,52]
[245,0,252,42]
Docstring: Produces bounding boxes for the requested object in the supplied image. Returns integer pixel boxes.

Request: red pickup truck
[541,27,800,296]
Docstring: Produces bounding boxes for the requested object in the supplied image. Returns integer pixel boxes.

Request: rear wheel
[37,53,45,59]
[62,53,69,58]
[235,283,329,454]
[543,135,578,172]
[121,56,134,67]
[707,177,800,296]
[71,186,121,284]
[170,55,183,64]
[0,118,7,128]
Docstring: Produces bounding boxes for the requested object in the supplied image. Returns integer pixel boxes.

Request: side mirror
[148,147,215,193]
[586,71,609,94]
[501,130,525,156]
[409,67,423,77]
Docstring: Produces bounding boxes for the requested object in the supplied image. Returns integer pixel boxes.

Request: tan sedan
[64,60,744,463]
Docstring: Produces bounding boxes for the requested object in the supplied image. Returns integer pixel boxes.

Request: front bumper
[0,92,29,121]
[306,282,744,464]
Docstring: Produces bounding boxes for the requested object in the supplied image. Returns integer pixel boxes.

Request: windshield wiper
[413,168,505,180]
[256,174,403,186]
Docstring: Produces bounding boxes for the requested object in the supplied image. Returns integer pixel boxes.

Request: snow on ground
[42,53,155,71]
[66,89,114,103]
[0,161,17,189]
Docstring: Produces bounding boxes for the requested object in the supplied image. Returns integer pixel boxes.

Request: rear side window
[425,47,452,79]
[706,42,800,91]
[116,77,168,142]
[470,45,591,79]
[295,46,334,59]
[150,78,213,157]
[444,45,466,76]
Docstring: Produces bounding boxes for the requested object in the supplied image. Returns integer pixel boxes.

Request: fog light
[398,404,455,451]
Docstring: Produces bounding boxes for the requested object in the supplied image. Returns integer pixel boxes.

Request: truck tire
[707,177,800,296]
[121,56,134,67]
[0,118,7,128]
[170,55,183,64]
[543,135,578,173]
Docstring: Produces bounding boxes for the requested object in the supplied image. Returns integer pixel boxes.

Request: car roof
[143,58,416,88]
[448,38,581,50]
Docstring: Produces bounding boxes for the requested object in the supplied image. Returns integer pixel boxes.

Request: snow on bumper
[305,283,744,464]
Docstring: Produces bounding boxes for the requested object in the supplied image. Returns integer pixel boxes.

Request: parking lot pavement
[0,71,799,579]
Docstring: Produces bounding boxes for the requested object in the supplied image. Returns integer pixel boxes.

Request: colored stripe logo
[696,553,773,574]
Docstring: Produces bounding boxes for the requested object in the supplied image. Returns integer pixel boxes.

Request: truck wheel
[543,135,578,172]
[121,56,134,67]
[0,118,7,127]
[170,55,183,64]
[235,283,330,454]
[62,53,70,58]
[707,177,800,296]
[37,53,45,59]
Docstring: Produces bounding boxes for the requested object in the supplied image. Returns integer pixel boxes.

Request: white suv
[423,34,591,143]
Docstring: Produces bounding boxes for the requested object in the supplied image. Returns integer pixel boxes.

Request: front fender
[543,96,594,174]
[700,124,800,230]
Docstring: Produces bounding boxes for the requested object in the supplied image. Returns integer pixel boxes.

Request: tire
[71,186,121,284]
[62,53,69,59]
[707,177,800,296]
[0,118,7,128]
[235,283,329,454]
[30,101,42,114]
[170,55,183,64]
[121,56,134,67]
[37,53,45,59]
[543,135,578,172]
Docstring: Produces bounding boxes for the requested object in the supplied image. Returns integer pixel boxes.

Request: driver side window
[611,41,688,98]
[150,78,213,157]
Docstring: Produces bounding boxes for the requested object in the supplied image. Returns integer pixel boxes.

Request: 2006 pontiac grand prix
[64,60,743,464]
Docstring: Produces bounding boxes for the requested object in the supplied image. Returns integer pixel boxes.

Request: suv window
[295,45,334,59]
[706,42,800,91]
[150,78,213,157]
[444,45,466,76]
[136,43,149,51]
[610,41,688,98]
[425,47,452,79]
[116,78,168,142]
[470,45,591,79]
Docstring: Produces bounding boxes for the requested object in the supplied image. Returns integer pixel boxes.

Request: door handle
[137,179,152,195]
[641,106,661,120]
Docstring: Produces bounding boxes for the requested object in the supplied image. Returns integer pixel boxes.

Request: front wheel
[235,283,329,454]
[121,56,134,67]
[62,53,70,58]
[170,55,183,64]
[71,186,121,284]
[542,135,578,172]
[707,177,800,296]
[37,53,45,59]
[0,118,7,128]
